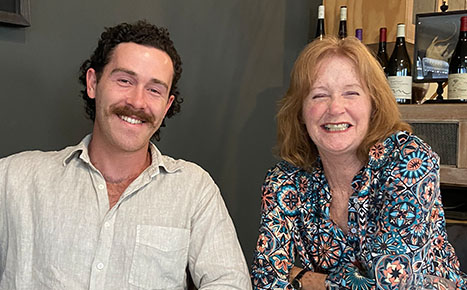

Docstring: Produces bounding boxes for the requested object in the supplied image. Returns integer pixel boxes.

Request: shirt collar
[62,134,92,166]
[62,134,183,175]
[147,142,183,175]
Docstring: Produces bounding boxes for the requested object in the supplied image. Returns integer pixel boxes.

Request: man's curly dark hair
[78,20,183,141]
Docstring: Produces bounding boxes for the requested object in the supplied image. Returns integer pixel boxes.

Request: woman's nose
[328,96,345,115]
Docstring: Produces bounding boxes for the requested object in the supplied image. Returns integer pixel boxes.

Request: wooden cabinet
[399,104,467,187]
[324,0,412,43]
[323,0,467,45]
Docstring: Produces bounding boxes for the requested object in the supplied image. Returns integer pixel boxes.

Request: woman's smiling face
[302,55,372,160]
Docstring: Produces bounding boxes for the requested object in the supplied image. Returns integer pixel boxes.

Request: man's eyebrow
[110,68,169,90]
[149,78,169,90]
[110,68,136,77]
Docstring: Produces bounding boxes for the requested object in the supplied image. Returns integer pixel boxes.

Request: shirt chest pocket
[129,225,190,290]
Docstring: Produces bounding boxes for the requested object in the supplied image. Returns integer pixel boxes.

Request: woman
[250,36,467,289]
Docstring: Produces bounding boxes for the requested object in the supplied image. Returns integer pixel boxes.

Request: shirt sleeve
[187,171,252,290]
[326,134,467,289]
[251,166,299,290]
[0,158,6,276]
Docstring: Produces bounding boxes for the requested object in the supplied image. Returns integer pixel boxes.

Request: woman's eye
[345,91,360,96]
[312,94,327,99]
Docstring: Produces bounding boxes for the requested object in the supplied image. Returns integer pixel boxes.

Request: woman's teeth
[324,123,350,131]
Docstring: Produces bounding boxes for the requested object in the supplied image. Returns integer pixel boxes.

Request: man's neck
[88,138,152,184]
[88,137,152,209]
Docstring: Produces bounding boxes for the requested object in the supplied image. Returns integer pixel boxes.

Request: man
[0,20,251,289]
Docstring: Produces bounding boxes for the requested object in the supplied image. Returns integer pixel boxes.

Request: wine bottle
[315,5,325,40]
[377,27,389,72]
[386,23,412,104]
[355,28,363,42]
[448,16,467,102]
[338,6,347,39]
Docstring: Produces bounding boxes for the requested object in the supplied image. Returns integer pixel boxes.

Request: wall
[0,0,316,266]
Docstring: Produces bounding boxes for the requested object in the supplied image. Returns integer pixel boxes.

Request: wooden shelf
[440,167,467,187]
[322,0,467,45]
[399,103,467,121]
[446,219,467,225]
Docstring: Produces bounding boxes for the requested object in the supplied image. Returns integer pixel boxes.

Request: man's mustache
[111,105,155,123]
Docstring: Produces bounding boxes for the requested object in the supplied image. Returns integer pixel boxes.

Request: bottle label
[397,24,405,38]
[387,76,412,100]
[318,5,324,19]
[340,7,347,21]
[448,73,467,99]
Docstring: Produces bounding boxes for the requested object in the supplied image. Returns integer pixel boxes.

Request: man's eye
[148,84,167,96]
[148,88,161,95]
[118,79,131,85]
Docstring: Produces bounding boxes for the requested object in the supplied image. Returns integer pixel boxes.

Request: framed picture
[413,10,467,83]
[0,0,30,27]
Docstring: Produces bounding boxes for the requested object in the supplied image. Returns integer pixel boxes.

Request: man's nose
[126,86,146,109]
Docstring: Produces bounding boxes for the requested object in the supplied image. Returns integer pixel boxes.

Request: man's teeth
[324,123,350,131]
[119,115,143,124]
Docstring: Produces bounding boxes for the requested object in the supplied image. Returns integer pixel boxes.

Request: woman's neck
[320,152,364,195]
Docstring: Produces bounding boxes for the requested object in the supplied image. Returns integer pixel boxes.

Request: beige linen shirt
[0,135,251,290]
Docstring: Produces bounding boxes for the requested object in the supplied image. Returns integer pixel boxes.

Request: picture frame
[0,0,31,27]
[413,10,467,83]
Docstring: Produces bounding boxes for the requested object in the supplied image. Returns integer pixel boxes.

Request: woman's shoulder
[368,131,437,169]
[391,131,431,148]
[263,160,318,194]
[388,131,437,159]
[262,160,315,216]
[265,160,311,179]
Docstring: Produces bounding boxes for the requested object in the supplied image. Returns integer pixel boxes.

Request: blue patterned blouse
[251,131,467,289]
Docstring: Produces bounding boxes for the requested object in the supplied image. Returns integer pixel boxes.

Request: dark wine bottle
[338,6,347,39]
[448,16,467,102]
[386,23,412,104]
[355,28,363,42]
[315,5,325,40]
[377,27,389,72]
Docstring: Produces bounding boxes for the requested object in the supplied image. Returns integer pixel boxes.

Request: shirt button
[104,222,110,228]
[96,262,104,270]
[98,184,105,190]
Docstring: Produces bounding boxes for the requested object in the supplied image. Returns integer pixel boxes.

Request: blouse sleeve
[250,165,300,290]
[326,133,467,289]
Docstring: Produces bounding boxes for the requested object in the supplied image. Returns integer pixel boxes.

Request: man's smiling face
[86,42,174,154]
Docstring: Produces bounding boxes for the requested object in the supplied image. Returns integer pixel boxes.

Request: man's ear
[86,68,97,99]
[164,95,175,116]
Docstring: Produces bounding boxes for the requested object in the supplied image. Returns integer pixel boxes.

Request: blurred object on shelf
[420,81,447,103]
[412,82,430,103]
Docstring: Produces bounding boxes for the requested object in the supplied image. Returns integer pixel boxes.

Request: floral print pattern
[251,131,467,289]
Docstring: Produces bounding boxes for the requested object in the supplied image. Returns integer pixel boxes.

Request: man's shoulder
[158,153,211,178]
[0,145,80,170]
